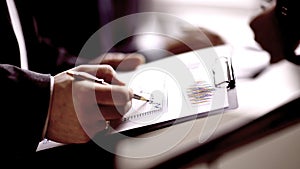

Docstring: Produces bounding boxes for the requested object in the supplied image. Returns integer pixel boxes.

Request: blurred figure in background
[250,0,300,65]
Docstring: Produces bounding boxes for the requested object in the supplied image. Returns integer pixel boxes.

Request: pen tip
[133,94,149,102]
[143,97,150,102]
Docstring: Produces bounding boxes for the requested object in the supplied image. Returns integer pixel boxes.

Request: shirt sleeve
[42,75,54,139]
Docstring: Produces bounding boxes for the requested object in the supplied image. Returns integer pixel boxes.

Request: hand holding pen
[66,70,149,102]
[47,65,144,143]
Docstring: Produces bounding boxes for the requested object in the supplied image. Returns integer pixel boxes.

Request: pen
[66,70,104,84]
[133,94,149,102]
[66,70,149,102]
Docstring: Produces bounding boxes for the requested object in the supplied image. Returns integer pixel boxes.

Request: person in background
[250,0,300,65]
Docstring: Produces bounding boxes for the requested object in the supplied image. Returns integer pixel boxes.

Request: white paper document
[110,48,229,133]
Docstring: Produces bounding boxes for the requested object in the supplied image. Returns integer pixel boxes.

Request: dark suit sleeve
[0,64,51,161]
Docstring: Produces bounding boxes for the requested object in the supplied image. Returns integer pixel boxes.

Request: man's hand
[46,65,133,144]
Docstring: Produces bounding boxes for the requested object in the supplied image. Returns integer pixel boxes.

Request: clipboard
[36,45,239,151]
[109,45,238,136]
[213,45,238,110]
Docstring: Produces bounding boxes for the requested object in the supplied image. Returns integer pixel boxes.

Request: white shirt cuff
[42,75,54,139]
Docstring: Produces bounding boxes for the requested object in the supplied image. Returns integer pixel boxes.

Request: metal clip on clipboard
[213,55,235,89]
[212,54,238,109]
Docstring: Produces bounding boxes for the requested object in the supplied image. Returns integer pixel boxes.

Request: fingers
[99,52,145,71]
[94,84,133,106]
[98,101,132,120]
[71,73,133,106]
[72,64,125,85]
[84,83,133,123]
[69,65,134,123]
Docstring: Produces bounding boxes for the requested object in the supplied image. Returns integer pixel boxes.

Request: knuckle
[98,65,116,77]
[74,65,85,71]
